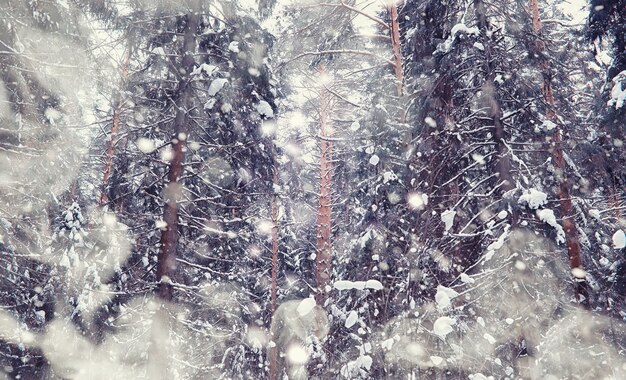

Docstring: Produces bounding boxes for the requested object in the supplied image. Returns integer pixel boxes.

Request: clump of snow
[204,98,217,110]
[477,316,485,327]
[472,153,486,165]
[246,326,268,349]
[256,100,274,118]
[483,333,496,344]
[286,344,308,365]
[599,257,610,266]
[228,41,240,53]
[44,107,62,125]
[296,298,316,316]
[208,78,228,96]
[333,279,383,291]
[334,280,359,290]
[345,310,358,328]
[473,42,485,51]
[340,355,373,378]
[135,137,156,153]
[542,119,557,131]
[424,116,437,128]
[435,285,459,310]
[536,208,565,244]
[381,338,395,350]
[612,229,625,249]
[430,356,444,366]
[571,267,587,279]
[102,213,117,227]
[437,23,480,53]
[160,146,174,162]
[260,120,277,136]
[460,273,475,284]
[441,209,456,232]
[365,279,384,290]
[608,70,626,109]
[256,220,274,235]
[369,154,380,166]
[151,46,165,56]
[485,227,510,261]
[191,63,217,77]
[220,103,232,113]
[450,23,480,37]
[518,188,548,209]
[382,171,397,184]
[497,210,508,220]
[433,316,456,339]
[407,192,428,210]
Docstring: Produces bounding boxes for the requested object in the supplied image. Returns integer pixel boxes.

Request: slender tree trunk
[149,14,198,379]
[389,1,411,146]
[270,171,280,315]
[474,0,516,221]
[389,2,404,98]
[269,171,279,380]
[156,14,199,302]
[315,67,333,306]
[611,185,622,219]
[99,38,132,208]
[528,0,588,306]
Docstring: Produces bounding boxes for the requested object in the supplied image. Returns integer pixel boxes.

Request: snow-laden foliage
[0,0,624,379]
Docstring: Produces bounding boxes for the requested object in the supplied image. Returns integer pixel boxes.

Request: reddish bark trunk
[529,0,588,305]
[389,3,404,98]
[99,41,132,208]
[315,68,333,306]
[156,14,198,302]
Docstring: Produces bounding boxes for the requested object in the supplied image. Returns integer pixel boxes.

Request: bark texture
[315,68,333,306]
[529,0,588,305]
[157,14,199,302]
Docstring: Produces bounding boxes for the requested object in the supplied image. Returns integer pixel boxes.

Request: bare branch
[311,2,389,30]
[279,49,395,68]
[324,86,362,107]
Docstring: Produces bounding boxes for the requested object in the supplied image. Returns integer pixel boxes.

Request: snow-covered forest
[0,0,624,378]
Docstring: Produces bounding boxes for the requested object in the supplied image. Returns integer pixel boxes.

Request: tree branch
[312,2,390,30]
[279,50,395,68]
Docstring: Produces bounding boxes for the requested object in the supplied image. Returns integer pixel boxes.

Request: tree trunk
[473,0,516,219]
[156,14,199,302]
[528,0,588,306]
[315,67,333,306]
[269,171,279,380]
[389,2,404,99]
[99,38,133,208]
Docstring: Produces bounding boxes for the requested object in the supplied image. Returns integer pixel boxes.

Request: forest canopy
[0,0,624,379]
